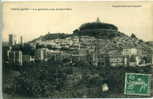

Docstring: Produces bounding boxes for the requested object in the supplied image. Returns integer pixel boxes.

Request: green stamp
[124,73,152,96]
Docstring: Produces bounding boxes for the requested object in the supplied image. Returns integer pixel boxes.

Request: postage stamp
[124,73,152,96]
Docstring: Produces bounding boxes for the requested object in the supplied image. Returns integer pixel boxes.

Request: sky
[2,1,153,42]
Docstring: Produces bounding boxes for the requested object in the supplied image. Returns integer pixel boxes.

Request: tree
[73,29,79,35]
[21,43,34,55]
[131,33,136,38]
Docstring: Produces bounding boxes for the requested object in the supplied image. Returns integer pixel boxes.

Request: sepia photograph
[2,1,153,98]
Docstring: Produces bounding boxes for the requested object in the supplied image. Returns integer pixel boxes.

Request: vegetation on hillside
[3,23,153,98]
[3,59,152,98]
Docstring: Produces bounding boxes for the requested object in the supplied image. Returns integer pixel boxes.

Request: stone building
[7,50,23,65]
[109,55,124,67]
[122,48,141,56]
[122,48,153,67]
[35,48,48,61]
[9,34,17,46]
[22,55,34,64]
[14,51,23,65]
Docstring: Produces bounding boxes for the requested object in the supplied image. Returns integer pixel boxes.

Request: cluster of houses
[3,34,153,67]
[3,34,49,65]
[32,36,80,50]
[4,46,48,65]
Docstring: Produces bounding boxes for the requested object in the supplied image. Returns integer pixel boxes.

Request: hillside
[28,20,153,53]
[29,33,71,43]
[28,31,152,54]
[4,20,153,98]
[4,31,153,98]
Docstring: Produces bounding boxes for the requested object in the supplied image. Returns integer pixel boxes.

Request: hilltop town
[3,18,153,67]
[3,18,153,98]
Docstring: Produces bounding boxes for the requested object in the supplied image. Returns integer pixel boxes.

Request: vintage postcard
[2,1,153,98]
